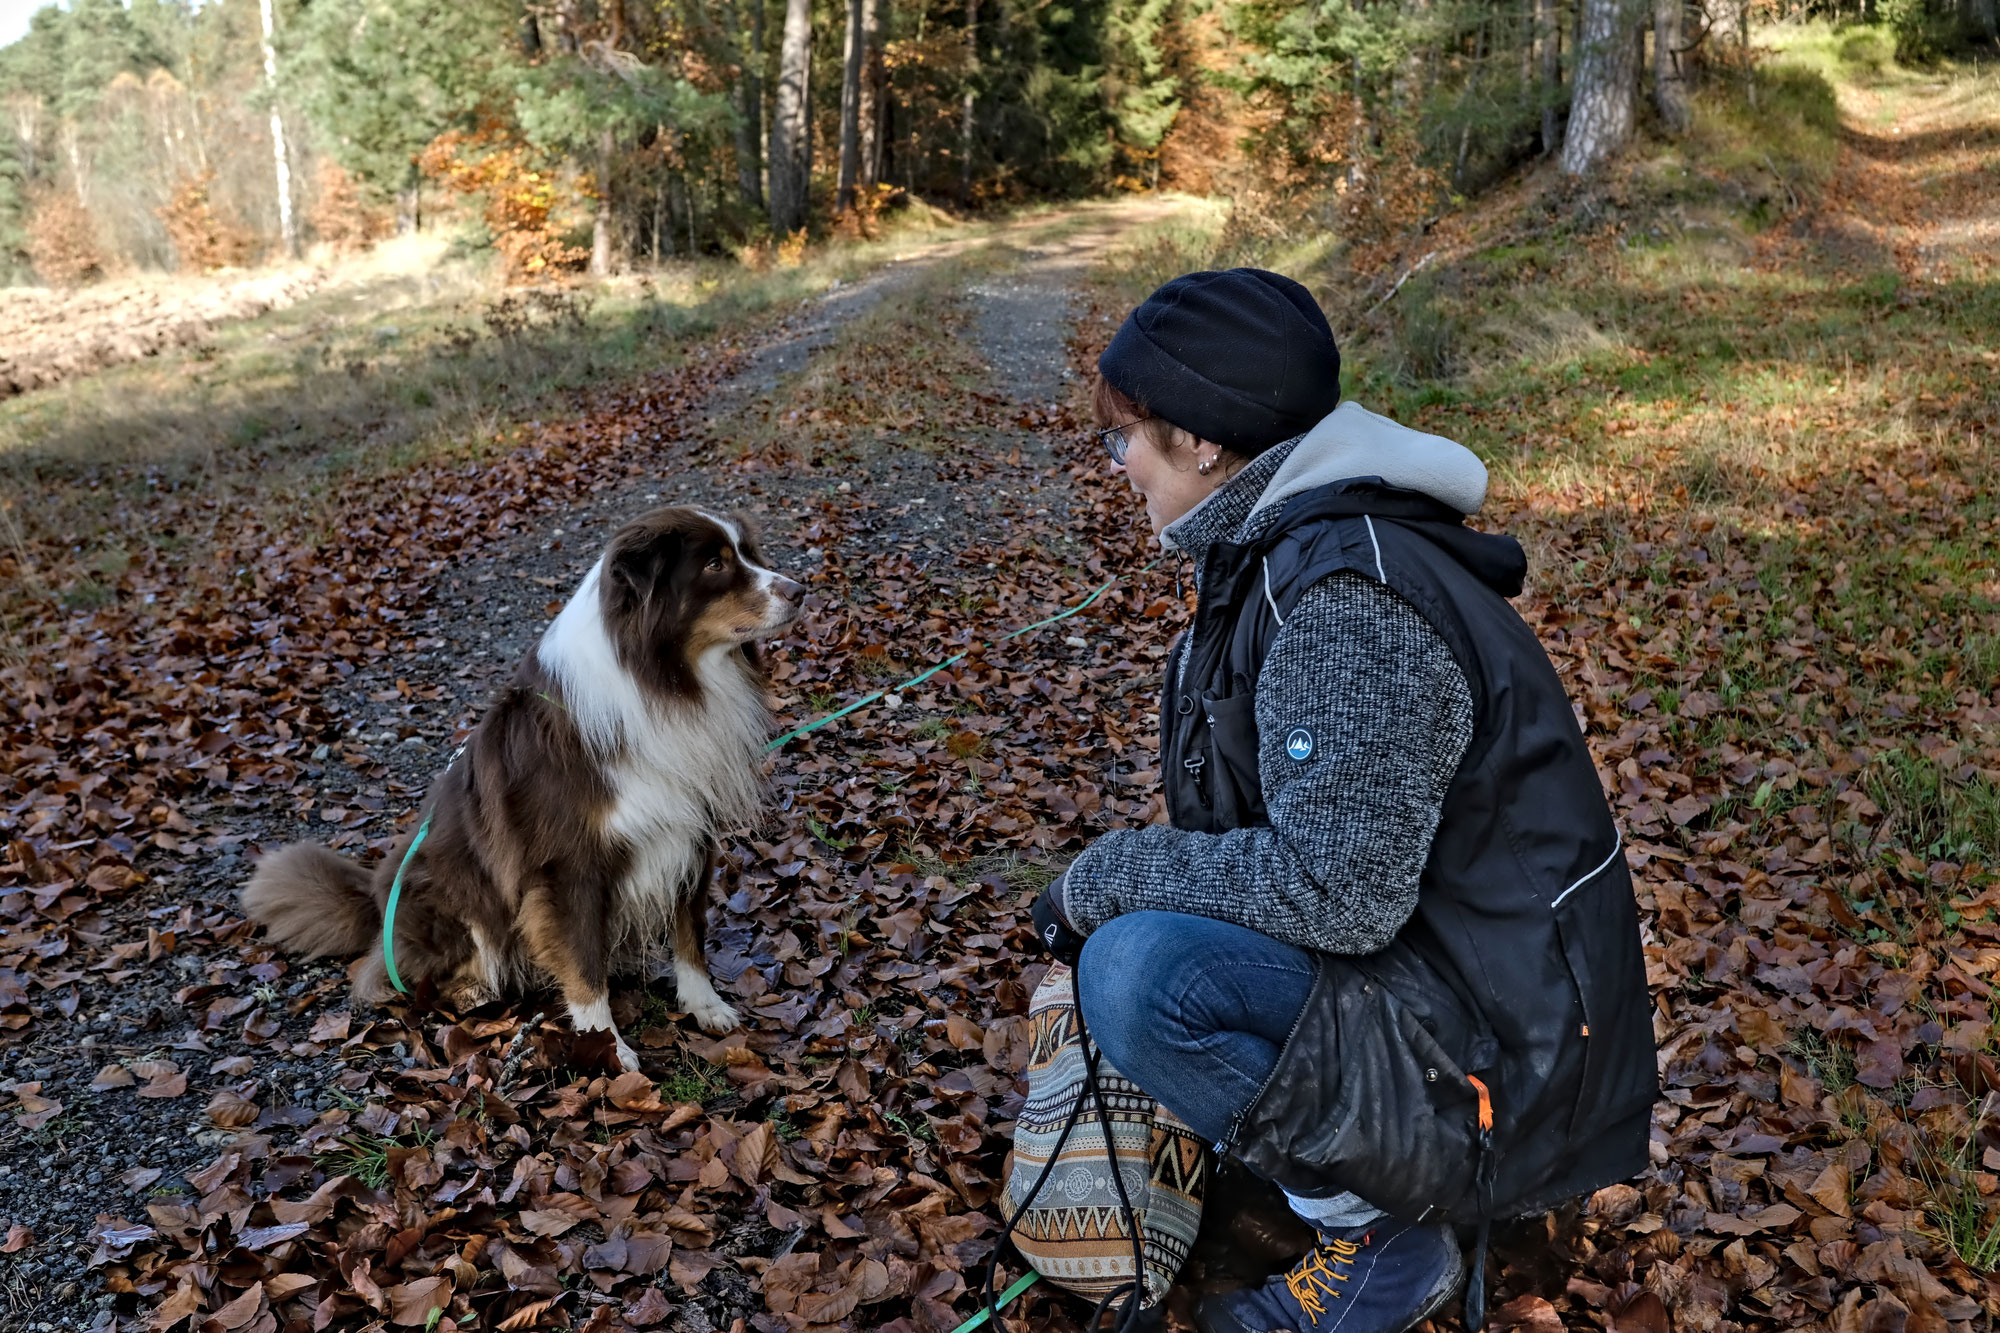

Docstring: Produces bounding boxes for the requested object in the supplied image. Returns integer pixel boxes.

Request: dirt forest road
[355,197,1190,811]
[0,197,1200,1331]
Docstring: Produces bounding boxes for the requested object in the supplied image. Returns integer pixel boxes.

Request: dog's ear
[729,510,765,564]
[605,527,686,615]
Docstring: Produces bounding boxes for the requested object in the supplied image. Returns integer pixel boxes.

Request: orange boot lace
[1283,1233,1367,1324]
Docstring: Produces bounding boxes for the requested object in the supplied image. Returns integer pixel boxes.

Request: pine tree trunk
[753,0,769,202]
[1538,0,1561,153]
[1561,0,1643,174]
[724,0,764,208]
[591,127,615,276]
[836,0,866,212]
[959,0,977,205]
[1521,0,1535,90]
[859,0,884,189]
[1654,0,1692,134]
[769,0,813,234]
[258,0,296,258]
[1973,0,1998,40]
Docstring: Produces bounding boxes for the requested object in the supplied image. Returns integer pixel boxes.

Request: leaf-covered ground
[2,50,1998,1333]
[1366,43,2000,1333]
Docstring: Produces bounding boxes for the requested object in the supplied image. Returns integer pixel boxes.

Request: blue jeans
[1075,910,1382,1225]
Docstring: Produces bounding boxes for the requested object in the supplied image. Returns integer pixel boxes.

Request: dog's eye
[704,554,728,573]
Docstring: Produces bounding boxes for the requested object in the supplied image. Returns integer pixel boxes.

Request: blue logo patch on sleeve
[1285,726,1315,761]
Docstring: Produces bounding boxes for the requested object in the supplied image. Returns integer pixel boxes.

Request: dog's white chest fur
[538,562,769,920]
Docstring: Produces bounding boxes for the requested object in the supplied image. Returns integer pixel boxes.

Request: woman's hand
[1031,875,1084,964]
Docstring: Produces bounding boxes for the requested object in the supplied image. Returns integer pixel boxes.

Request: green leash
[952,1272,1039,1333]
[381,819,428,996]
[381,740,465,996]
[379,557,1161,997]
[762,557,1160,751]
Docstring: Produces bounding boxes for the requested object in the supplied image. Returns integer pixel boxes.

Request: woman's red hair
[1090,373,1147,431]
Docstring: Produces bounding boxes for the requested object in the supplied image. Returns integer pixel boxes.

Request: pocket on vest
[1550,857,1658,1136]
[1239,966,1485,1220]
[1199,690,1264,826]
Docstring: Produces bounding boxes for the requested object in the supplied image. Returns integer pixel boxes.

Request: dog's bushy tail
[242,843,379,959]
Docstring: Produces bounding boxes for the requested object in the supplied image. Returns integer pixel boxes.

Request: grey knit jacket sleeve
[1059,571,1477,956]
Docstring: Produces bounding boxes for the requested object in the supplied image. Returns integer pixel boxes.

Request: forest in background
[2,0,1994,290]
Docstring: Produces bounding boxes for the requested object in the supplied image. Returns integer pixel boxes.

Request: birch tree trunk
[1561,0,1643,174]
[1654,0,1691,134]
[258,0,295,257]
[836,0,866,212]
[769,0,813,233]
[63,122,87,205]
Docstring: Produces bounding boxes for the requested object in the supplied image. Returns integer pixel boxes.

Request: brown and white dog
[243,507,804,1071]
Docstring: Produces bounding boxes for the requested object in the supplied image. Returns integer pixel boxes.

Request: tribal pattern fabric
[1006,964,1209,1304]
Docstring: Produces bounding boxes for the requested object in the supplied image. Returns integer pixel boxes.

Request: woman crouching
[1030,269,1656,1333]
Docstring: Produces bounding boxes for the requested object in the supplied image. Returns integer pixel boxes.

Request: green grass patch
[1784,1026,1858,1091]
[1867,747,2000,865]
[316,1125,437,1189]
[729,256,1003,464]
[658,1051,728,1106]
[0,215,981,575]
[1912,1119,2000,1271]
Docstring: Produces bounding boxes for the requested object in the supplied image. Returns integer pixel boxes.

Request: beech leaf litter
[2,204,1999,1333]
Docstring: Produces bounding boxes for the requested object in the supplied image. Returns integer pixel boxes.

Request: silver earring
[1197,456,1215,476]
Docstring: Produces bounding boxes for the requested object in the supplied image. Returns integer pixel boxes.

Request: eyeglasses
[1097,417,1154,466]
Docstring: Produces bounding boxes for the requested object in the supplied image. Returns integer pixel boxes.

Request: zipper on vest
[1183,754,1210,808]
[1215,957,1322,1156]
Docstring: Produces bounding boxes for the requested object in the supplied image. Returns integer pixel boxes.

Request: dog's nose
[773,575,806,606]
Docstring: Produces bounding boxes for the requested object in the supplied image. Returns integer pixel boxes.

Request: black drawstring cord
[981,976,1155,1333]
[981,1063,1091,1327]
[1464,1219,1491,1332]
[1462,1076,1497,1332]
[1075,994,1153,1333]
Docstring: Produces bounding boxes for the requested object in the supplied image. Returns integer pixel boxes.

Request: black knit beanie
[1097,268,1341,456]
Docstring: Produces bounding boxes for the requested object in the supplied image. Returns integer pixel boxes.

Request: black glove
[1031,876,1084,965]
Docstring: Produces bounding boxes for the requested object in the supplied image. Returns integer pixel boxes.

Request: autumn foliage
[158,170,257,273]
[306,160,390,255]
[25,187,106,287]
[420,124,589,283]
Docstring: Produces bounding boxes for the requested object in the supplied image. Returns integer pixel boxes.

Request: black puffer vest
[1163,480,1655,1222]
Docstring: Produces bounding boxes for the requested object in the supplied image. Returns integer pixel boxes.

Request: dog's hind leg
[670,847,740,1034]
[521,879,641,1073]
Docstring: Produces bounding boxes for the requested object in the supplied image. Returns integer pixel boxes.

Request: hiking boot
[1196,1220,1465,1333]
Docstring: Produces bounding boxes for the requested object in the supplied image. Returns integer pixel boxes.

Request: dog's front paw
[674,961,742,1033]
[614,1036,644,1073]
[686,994,741,1034]
[446,980,502,1013]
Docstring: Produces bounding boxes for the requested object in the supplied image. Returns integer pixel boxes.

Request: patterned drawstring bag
[1002,962,1211,1310]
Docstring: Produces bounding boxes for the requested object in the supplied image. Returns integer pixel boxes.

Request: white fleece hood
[1250,401,1489,520]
